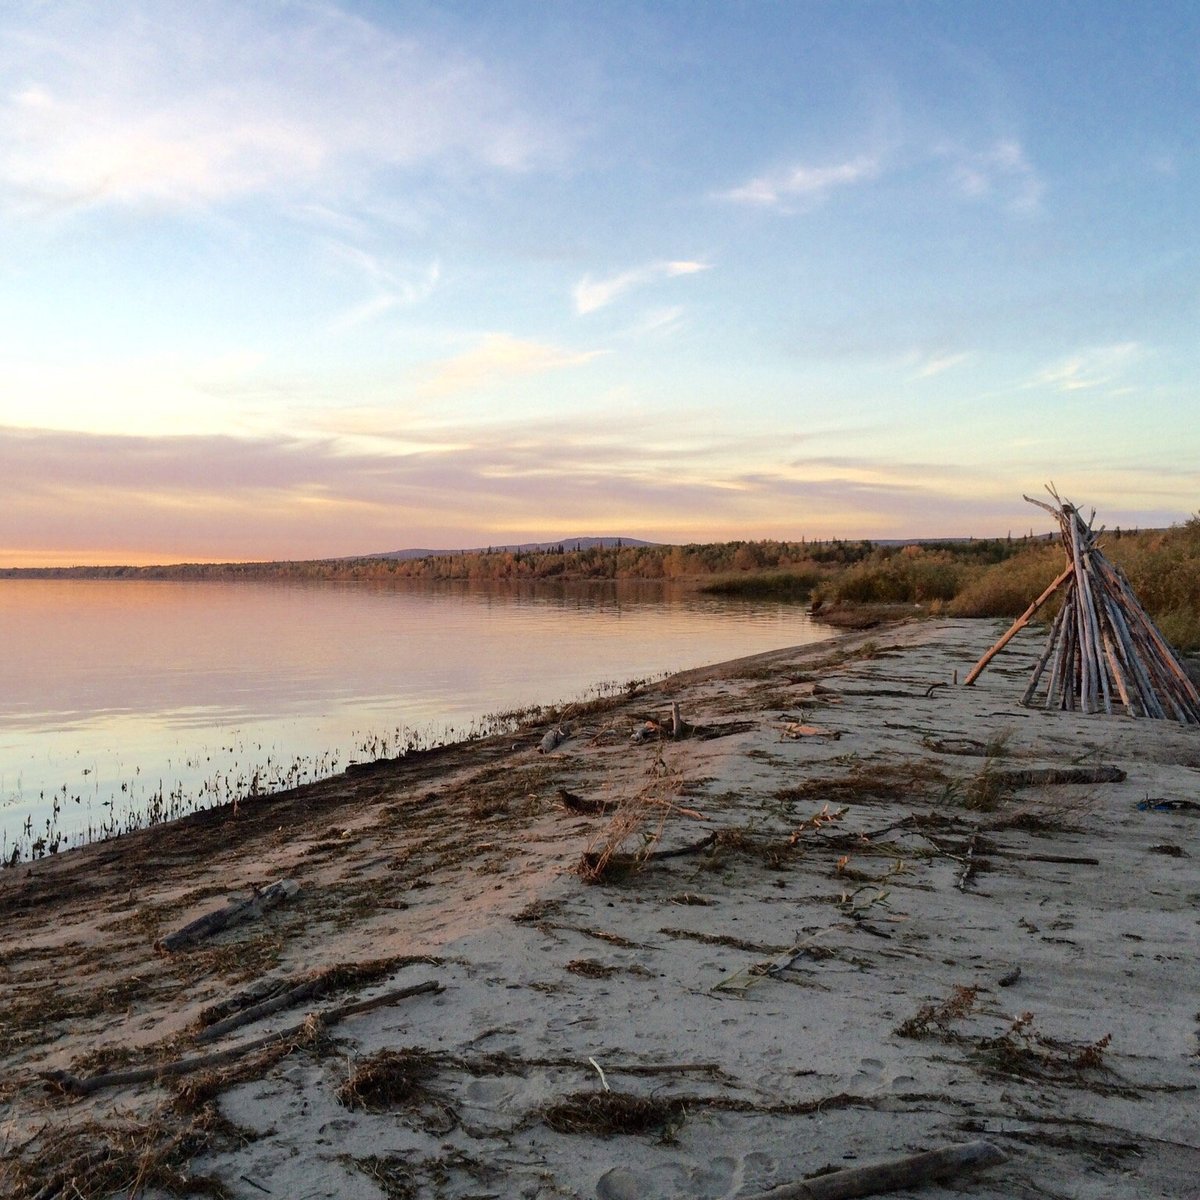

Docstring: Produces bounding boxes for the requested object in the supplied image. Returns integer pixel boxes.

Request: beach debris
[630,719,663,743]
[40,979,442,1097]
[782,722,842,740]
[580,831,717,881]
[588,1056,611,1091]
[998,965,1022,987]
[1136,797,1200,813]
[193,954,439,1044]
[579,761,693,882]
[711,928,836,993]
[965,487,1200,722]
[556,787,618,816]
[539,1090,687,1136]
[538,723,572,754]
[742,1139,1008,1200]
[155,878,300,953]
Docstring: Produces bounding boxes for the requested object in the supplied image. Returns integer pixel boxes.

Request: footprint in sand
[850,1056,915,1090]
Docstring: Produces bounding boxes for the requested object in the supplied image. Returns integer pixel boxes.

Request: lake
[0,578,831,860]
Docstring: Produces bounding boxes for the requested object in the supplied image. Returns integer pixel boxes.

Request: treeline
[1,537,889,584]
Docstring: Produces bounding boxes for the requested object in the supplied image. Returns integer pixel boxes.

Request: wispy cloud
[941,138,1043,213]
[624,306,686,338]
[909,351,972,380]
[719,135,1042,217]
[718,155,881,209]
[0,3,555,216]
[324,246,440,333]
[573,260,709,315]
[1030,342,1142,392]
[421,334,602,396]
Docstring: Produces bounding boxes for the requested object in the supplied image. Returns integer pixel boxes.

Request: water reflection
[0,578,829,857]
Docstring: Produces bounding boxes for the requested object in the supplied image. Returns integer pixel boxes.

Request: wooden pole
[962,562,1073,686]
[1021,601,1068,707]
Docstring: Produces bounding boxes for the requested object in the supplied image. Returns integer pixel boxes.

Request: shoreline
[2,618,1198,1198]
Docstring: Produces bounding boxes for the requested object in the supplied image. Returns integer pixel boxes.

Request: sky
[1,0,1197,566]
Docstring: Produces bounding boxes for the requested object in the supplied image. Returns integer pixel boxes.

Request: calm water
[0,578,830,859]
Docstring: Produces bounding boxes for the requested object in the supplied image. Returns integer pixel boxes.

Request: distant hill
[370,536,657,560]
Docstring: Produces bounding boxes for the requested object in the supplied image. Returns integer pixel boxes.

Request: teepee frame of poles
[964,488,1200,724]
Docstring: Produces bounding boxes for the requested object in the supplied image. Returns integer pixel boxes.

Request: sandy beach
[2,617,1198,1199]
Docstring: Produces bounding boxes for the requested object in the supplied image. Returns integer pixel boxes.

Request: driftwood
[965,488,1200,723]
[41,979,442,1097]
[538,723,571,754]
[195,976,326,1044]
[747,1139,1007,1200]
[155,879,300,953]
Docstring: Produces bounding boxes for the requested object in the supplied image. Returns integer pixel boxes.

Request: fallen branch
[746,1139,1008,1200]
[194,976,325,1045]
[155,879,300,953]
[41,979,442,1097]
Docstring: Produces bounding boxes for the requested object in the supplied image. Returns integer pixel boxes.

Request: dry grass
[335,1048,459,1132]
[565,958,621,979]
[5,1109,236,1200]
[976,1013,1113,1083]
[336,1048,440,1112]
[538,1090,688,1137]
[895,984,981,1038]
[577,758,686,883]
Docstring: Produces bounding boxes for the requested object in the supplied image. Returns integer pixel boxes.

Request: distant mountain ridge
[370,536,657,561]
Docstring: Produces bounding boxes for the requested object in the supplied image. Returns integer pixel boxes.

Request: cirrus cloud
[573,260,710,315]
[718,155,881,208]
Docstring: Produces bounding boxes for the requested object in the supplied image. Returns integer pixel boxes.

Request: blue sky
[1,0,1196,564]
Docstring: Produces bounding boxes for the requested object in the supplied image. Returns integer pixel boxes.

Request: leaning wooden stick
[746,1139,1008,1200]
[962,563,1073,686]
[40,979,442,1096]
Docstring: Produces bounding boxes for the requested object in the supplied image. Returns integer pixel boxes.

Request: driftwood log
[155,879,300,953]
[41,979,442,1097]
[747,1139,1007,1200]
